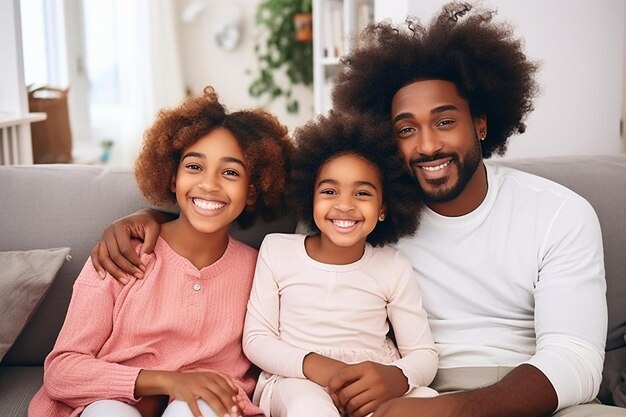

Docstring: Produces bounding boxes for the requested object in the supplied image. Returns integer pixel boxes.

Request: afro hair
[135,86,293,228]
[332,1,540,158]
[289,111,422,246]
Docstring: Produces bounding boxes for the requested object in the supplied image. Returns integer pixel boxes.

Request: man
[91,3,624,416]
[327,3,621,417]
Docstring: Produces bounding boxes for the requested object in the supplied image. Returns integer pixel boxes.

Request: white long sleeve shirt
[243,233,438,390]
[394,163,607,410]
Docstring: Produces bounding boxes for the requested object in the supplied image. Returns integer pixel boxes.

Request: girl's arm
[43,260,143,408]
[384,252,438,388]
[302,353,348,387]
[243,236,346,382]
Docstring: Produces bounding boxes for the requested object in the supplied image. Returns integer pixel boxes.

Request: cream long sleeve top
[243,233,438,391]
[394,163,607,410]
[28,236,264,417]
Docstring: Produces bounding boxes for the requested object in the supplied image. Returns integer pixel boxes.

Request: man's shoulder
[489,163,589,205]
[489,164,599,226]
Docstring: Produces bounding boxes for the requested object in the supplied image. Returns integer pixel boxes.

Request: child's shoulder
[369,243,401,257]
[228,235,260,260]
[259,233,304,249]
[368,244,412,268]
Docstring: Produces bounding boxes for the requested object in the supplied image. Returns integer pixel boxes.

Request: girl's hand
[327,361,409,417]
[136,370,241,417]
[302,352,348,388]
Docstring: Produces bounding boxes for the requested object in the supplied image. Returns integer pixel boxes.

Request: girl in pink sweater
[28,87,292,417]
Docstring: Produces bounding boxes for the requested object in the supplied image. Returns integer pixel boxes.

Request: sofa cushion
[0,248,70,362]
[0,366,43,417]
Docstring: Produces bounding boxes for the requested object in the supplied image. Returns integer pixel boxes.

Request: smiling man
[329,2,624,417]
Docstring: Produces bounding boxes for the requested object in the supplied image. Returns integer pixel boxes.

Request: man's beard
[410,140,482,204]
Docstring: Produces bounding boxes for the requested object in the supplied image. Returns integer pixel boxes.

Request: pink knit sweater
[28,236,264,417]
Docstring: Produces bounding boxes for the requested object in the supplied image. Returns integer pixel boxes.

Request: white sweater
[394,163,607,410]
[243,233,438,390]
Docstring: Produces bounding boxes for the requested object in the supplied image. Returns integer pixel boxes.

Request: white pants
[268,377,437,417]
[81,399,219,417]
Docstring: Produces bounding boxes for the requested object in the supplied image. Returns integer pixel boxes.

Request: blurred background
[2,0,625,166]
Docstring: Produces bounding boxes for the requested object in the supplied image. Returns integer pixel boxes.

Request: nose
[334,194,355,212]
[413,127,443,157]
[198,171,221,193]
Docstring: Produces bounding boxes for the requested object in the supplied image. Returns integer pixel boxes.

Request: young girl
[243,112,438,417]
[28,87,293,417]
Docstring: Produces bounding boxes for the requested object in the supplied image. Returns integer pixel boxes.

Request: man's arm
[526,196,606,408]
[375,195,606,417]
[373,364,557,417]
[90,208,175,282]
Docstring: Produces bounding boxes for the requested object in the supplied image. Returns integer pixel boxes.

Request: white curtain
[113,0,185,164]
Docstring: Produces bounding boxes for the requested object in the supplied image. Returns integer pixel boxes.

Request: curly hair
[332,2,540,158]
[135,87,293,228]
[289,111,422,246]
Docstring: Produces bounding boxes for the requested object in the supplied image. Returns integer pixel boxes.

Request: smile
[331,219,357,228]
[420,160,451,171]
[192,198,225,210]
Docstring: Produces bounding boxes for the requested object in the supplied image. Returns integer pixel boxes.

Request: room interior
[1,2,626,415]
[1,0,625,166]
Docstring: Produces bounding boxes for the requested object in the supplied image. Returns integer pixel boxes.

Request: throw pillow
[0,247,71,362]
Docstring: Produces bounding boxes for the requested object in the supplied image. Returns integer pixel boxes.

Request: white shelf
[320,57,342,66]
[0,112,47,128]
[313,0,375,115]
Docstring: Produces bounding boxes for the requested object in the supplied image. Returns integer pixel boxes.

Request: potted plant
[248,0,313,114]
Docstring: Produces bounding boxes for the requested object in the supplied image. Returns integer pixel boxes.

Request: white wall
[175,0,314,133]
[0,0,28,116]
[377,0,626,159]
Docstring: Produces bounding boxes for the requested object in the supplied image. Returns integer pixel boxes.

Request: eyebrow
[392,104,460,124]
[316,178,379,190]
[181,152,245,166]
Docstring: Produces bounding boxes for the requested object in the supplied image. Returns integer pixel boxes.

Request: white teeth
[192,198,225,210]
[421,160,451,171]
[332,220,356,228]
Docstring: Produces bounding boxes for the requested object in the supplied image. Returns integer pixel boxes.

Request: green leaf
[247,0,313,113]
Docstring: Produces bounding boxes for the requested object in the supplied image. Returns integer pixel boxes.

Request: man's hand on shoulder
[90,208,168,283]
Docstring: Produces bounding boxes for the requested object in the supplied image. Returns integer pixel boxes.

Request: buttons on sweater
[193,283,201,291]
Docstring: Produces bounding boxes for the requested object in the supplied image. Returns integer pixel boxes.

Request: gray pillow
[0,247,70,361]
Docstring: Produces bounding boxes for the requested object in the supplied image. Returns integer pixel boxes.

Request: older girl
[29,87,292,417]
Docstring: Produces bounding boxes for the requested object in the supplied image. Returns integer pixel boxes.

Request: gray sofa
[1,155,625,416]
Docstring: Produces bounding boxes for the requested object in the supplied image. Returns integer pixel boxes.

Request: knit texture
[29,236,264,417]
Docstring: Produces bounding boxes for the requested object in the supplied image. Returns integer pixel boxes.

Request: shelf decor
[248,0,313,114]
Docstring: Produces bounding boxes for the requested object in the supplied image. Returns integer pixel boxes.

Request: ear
[378,205,386,222]
[474,115,487,140]
[170,176,176,193]
[246,184,257,207]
